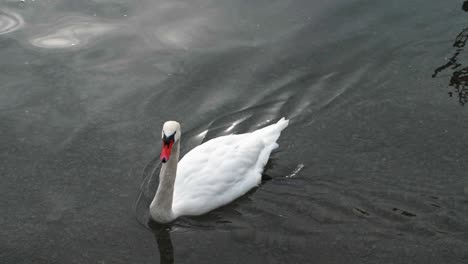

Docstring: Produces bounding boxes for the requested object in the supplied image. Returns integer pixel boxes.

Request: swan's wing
[172,133,266,217]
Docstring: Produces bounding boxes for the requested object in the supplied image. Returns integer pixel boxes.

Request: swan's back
[172,118,289,218]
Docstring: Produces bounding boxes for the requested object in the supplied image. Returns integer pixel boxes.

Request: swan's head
[160,121,181,163]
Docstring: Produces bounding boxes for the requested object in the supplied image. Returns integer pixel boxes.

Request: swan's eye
[162,133,176,144]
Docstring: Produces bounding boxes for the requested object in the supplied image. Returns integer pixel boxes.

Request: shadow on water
[432,0,468,105]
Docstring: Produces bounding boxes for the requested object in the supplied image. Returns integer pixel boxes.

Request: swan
[149,118,289,223]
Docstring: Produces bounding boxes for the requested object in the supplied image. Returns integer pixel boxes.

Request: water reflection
[30,17,114,49]
[155,16,211,49]
[0,9,23,35]
[432,1,468,105]
[148,221,175,264]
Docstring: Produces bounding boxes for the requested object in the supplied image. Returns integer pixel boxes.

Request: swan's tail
[253,117,289,174]
[254,117,289,155]
[274,117,289,132]
[254,117,289,146]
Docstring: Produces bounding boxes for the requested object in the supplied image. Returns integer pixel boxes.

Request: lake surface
[1,0,468,263]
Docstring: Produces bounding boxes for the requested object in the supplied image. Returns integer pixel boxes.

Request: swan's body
[150,118,289,223]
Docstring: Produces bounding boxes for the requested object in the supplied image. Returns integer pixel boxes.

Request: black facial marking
[162,132,176,145]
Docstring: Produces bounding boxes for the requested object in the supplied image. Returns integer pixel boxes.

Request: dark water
[2,0,468,263]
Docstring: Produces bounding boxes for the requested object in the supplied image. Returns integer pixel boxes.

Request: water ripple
[30,20,114,49]
[0,9,24,35]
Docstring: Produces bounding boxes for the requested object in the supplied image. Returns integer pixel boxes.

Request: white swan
[149,118,289,223]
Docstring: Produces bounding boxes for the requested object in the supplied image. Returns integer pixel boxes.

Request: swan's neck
[150,140,180,223]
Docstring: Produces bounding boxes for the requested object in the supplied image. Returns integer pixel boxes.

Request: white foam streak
[286,164,304,178]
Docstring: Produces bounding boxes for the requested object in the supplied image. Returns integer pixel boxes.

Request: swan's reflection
[148,221,174,264]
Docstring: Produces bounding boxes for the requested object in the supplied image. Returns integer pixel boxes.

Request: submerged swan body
[149,118,289,223]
